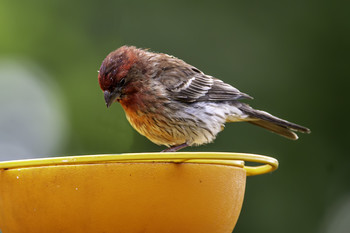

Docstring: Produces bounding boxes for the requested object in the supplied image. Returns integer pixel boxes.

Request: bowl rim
[0,152,278,176]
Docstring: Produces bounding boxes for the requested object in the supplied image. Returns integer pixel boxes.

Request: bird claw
[161,143,189,152]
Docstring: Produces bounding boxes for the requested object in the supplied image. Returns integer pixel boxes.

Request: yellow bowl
[0,152,278,233]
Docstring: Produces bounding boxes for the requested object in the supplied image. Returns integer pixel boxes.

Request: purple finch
[98,46,310,152]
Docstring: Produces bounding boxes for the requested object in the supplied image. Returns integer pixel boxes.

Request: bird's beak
[104,90,121,108]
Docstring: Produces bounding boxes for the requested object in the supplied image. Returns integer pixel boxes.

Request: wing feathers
[160,66,251,103]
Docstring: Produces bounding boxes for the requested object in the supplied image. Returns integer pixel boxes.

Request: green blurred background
[0,0,349,232]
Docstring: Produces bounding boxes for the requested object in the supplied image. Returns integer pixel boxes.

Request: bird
[98,46,310,152]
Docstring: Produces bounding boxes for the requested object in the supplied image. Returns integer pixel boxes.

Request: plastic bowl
[0,152,278,233]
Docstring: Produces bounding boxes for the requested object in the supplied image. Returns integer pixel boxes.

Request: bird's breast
[122,107,186,146]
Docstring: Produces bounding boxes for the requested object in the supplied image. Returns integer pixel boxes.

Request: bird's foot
[161,143,189,152]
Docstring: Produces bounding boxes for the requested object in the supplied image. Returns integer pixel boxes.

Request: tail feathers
[239,104,311,140]
[248,120,299,140]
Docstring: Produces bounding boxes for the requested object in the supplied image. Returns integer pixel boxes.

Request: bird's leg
[161,143,189,152]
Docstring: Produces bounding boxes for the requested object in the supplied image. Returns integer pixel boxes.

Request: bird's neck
[119,92,149,114]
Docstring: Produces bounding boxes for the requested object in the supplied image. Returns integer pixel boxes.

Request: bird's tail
[238,103,311,140]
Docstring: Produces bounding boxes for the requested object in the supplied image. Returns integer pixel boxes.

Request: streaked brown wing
[158,65,252,103]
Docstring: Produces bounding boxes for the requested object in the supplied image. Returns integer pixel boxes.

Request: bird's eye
[119,78,126,86]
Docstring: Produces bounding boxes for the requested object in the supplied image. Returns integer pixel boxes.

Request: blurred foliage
[0,0,349,232]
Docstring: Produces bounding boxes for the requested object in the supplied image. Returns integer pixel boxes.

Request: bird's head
[98,46,139,108]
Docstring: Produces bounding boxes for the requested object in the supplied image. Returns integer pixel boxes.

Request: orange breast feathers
[119,96,186,147]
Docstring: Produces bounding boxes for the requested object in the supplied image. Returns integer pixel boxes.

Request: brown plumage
[98,46,310,152]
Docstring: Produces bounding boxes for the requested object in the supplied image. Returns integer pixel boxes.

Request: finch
[98,46,310,152]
